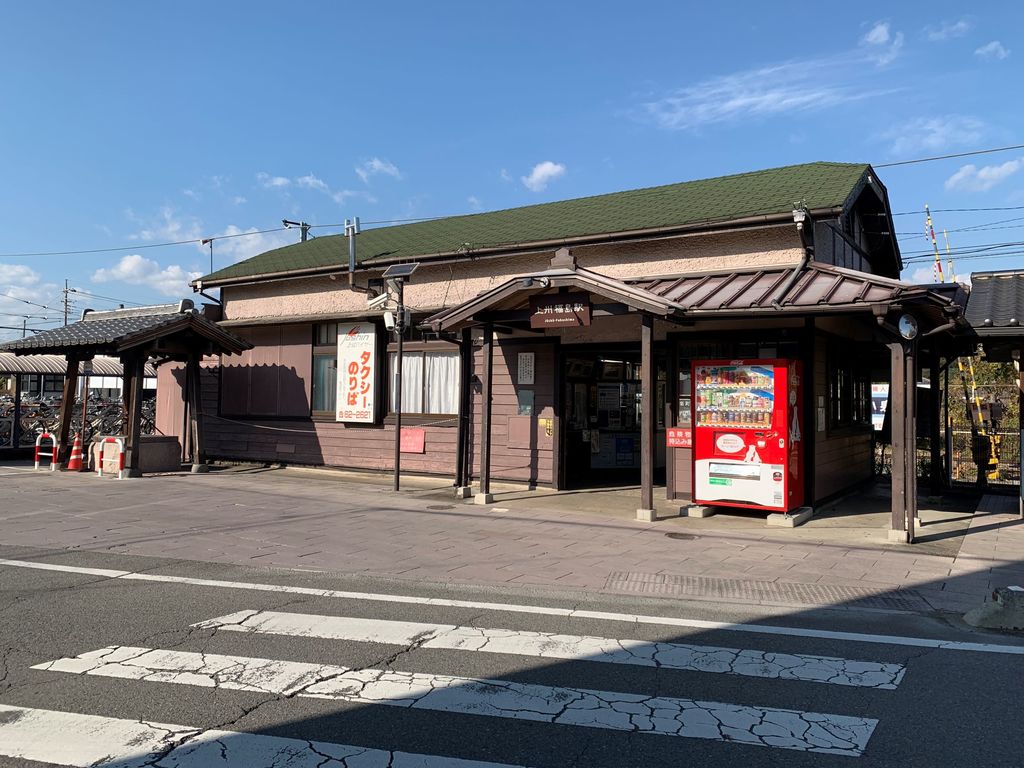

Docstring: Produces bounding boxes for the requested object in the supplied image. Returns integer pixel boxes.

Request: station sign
[529,293,591,328]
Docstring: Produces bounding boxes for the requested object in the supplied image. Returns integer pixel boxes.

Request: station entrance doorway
[561,345,667,488]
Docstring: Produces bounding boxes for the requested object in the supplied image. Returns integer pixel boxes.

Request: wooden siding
[468,340,556,485]
[812,334,873,500]
[160,325,555,485]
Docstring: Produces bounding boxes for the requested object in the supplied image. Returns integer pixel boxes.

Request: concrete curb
[963,586,1024,631]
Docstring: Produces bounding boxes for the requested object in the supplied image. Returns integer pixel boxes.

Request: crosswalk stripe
[0,703,524,767]
[195,609,906,689]
[3,556,1022,655]
[33,646,878,755]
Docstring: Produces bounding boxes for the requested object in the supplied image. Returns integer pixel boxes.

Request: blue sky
[0,2,1020,339]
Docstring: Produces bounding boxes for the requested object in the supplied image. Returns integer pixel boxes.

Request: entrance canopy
[425,253,966,333]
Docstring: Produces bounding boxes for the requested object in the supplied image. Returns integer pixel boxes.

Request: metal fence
[0,397,156,449]
[874,429,1021,487]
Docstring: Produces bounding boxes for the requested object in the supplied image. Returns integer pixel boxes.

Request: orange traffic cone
[67,433,84,472]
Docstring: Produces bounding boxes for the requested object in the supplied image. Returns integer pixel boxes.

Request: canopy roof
[425,261,965,332]
[0,301,250,360]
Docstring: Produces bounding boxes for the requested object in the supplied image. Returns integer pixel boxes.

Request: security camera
[367,292,389,310]
[383,311,396,331]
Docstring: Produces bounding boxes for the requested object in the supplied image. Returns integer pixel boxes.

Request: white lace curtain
[389,351,459,414]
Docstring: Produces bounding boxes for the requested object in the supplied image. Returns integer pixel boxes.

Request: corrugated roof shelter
[0,301,251,475]
[0,353,156,377]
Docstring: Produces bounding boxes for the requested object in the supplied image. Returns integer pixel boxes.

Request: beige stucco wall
[223,225,802,322]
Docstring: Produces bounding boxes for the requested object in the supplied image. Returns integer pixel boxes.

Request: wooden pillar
[665,334,679,499]
[122,359,134,437]
[187,354,208,473]
[476,322,494,504]
[454,327,473,496]
[803,317,817,507]
[1019,346,1023,518]
[124,356,145,478]
[639,314,655,517]
[57,357,80,465]
[928,351,943,496]
[905,342,918,542]
[888,341,908,541]
[552,337,565,491]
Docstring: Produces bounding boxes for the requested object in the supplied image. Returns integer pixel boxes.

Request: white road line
[2,556,1022,655]
[196,609,906,689]
[0,703,523,768]
[33,646,878,756]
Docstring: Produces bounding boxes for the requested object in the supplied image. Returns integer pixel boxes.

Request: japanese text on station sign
[336,322,377,423]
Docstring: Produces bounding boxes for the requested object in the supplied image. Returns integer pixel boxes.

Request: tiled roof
[965,271,1024,336]
[632,263,919,312]
[200,161,871,285]
[0,303,250,357]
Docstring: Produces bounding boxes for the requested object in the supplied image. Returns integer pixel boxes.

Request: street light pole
[393,280,405,492]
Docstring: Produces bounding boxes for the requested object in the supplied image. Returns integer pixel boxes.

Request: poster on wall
[336,322,377,423]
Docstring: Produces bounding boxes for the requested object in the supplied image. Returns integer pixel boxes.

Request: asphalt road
[0,544,1022,767]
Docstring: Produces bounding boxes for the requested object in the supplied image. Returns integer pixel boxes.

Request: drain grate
[664,533,698,541]
[604,571,932,612]
[426,504,455,511]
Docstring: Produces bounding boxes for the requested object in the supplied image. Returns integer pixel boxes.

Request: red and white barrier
[96,437,125,480]
[34,433,57,471]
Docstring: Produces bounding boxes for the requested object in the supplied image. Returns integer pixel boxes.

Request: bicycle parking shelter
[0,301,250,476]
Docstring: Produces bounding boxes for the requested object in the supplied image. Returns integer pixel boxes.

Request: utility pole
[282,219,310,242]
[201,238,214,273]
[63,279,70,325]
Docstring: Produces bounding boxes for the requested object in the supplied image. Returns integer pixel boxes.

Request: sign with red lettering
[400,427,426,454]
[529,292,591,328]
[666,427,692,448]
[336,322,377,423]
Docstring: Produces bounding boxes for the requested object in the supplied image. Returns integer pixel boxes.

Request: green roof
[200,161,870,285]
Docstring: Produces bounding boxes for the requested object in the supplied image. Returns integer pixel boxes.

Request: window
[828,349,871,429]
[311,323,338,416]
[388,350,459,415]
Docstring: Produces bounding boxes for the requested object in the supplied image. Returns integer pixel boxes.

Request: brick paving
[2,462,1022,614]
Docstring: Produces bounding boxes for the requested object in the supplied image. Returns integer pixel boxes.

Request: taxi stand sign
[336,322,377,423]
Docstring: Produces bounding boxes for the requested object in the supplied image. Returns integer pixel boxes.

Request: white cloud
[863,21,891,45]
[256,172,291,188]
[296,173,329,192]
[521,161,567,192]
[925,19,970,41]
[128,206,202,243]
[861,21,904,66]
[467,196,482,211]
[0,263,43,288]
[0,266,62,340]
[92,255,201,297]
[944,159,1024,192]
[975,41,1010,60]
[882,115,985,156]
[499,168,512,183]
[232,196,247,205]
[639,57,888,131]
[355,158,402,184]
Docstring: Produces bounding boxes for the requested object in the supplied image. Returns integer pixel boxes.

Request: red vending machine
[692,359,804,512]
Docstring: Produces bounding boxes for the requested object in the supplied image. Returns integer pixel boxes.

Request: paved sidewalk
[2,462,1022,615]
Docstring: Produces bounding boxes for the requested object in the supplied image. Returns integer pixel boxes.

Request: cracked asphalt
[0,543,1023,767]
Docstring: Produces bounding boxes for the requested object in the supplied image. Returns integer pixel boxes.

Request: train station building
[147,161,1021,541]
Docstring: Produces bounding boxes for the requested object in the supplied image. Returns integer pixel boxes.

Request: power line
[0,226,290,259]
[874,143,1024,169]
[68,288,145,307]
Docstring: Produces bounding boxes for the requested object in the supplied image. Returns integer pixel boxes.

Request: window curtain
[312,355,337,412]
[424,352,459,414]
[390,352,424,413]
[389,351,459,414]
